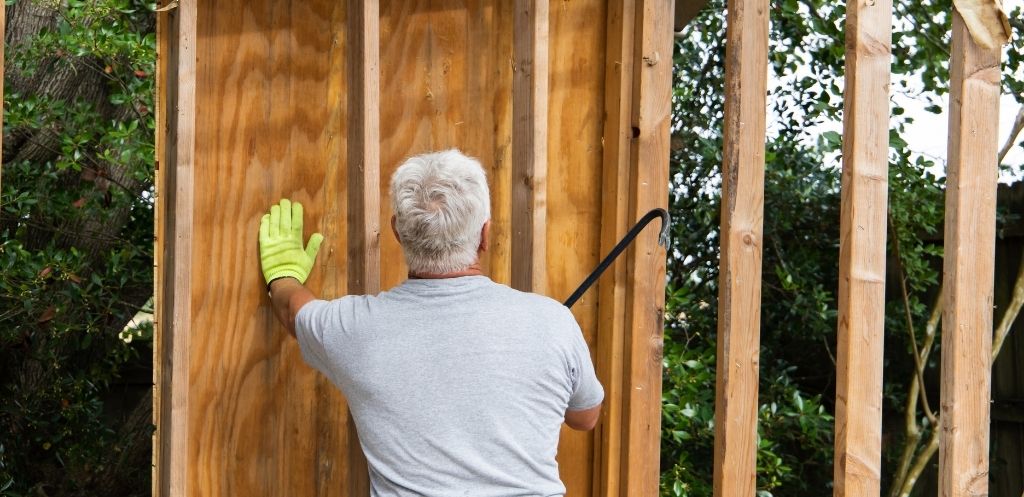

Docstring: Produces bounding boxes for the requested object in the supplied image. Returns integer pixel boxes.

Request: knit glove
[259,199,324,286]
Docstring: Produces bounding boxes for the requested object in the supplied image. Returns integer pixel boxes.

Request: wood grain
[343,1,380,493]
[511,0,548,294]
[595,0,635,493]
[184,1,351,495]
[619,0,672,494]
[378,0,515,290]
[833,0,892,495]
[938,11,1001,497]
[152,2,170,494]
[547,0,607,493]
[157,2,670,495]
[713,0,768,494]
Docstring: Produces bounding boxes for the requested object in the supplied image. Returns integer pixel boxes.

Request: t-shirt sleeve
[294,299,337,376]
[566,317,604,411]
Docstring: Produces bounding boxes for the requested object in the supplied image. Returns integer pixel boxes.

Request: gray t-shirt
[294,275,604,496]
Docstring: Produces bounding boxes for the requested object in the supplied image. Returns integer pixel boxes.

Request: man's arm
[565,404,601,431]
[269,277,317,337]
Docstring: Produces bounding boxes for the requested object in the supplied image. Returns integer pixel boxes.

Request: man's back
[294,275,604,496]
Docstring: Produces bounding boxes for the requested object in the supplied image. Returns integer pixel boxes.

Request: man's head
[389,149,491,275]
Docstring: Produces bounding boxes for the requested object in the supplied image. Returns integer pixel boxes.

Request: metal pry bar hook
[563,208,671,308]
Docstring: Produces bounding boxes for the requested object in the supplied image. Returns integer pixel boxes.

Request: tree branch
[993,244,1024,361]
[998,105,1024,165]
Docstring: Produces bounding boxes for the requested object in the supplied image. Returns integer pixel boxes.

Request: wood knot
[643,52,660,66]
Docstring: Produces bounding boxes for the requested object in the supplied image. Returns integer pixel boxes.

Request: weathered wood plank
[620,0,673,494]
[511,0,548,294]
[595,0,636,493]
[343,1,379,494]
[152,2,171,495]
[938,11,1002,497]
[156,1,197,495]
[712,0,768,494]
[833,0,892,495]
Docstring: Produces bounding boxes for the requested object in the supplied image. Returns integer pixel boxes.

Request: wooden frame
[154,1,672,496]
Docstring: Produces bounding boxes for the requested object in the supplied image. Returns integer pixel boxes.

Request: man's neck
[408,263,484,280]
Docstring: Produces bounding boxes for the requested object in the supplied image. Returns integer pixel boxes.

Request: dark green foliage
[0,1,155,495]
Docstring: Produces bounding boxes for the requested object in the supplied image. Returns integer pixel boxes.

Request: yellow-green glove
[259,199,324,286]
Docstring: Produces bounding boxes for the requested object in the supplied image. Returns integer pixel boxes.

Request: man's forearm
[269,277,316,337]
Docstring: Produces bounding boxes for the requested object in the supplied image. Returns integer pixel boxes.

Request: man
[258,149,603,496]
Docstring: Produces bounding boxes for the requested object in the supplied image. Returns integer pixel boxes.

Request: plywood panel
[185,1,352,495]
[832,0,891,495]
[378,1,515,289]
[938,11,1001,497]
[547,0,608,493]
[713,0,769,494]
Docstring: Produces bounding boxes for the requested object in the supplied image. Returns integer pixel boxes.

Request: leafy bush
[0,1,156,495]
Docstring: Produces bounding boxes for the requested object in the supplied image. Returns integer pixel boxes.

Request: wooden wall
[154,1,673,496]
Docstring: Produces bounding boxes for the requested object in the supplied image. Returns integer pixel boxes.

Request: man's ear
[478,220,491,253]
[391,215,401,244]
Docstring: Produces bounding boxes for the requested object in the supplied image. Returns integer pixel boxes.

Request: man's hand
[259,199,324,285]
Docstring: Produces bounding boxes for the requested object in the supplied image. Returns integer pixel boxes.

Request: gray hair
[389,149,491,274]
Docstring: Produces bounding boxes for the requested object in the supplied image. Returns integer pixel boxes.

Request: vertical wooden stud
[156,1,197,495]
[938,11,1001,497]
[596,0,635,493]
[511,0,548,294]
[713,0,768,494]
[346,0,380,494]
[833,0,892,496]
[619,0,672,494]
[152,1,169,495]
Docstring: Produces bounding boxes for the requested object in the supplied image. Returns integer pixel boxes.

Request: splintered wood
[155,1,672,496]
[713,0,768,495]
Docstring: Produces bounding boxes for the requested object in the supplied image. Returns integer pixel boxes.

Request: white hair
[389,149,491,274]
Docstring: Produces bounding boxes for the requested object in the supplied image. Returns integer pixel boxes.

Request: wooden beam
[595,0,636,493]
[938,11,1001,497]
[156,1,197,495]
[152,1,170,494]
[346,0,380,494]
[511,0,548,294]
[619,0,672,494]
[712,0,768,494]
[832,0,892,495]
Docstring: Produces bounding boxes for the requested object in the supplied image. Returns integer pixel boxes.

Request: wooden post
[713,0,768,494]
[156,1,197,495]
[619,0,672,494]
[833,0,892,496]
[938,11,1001,497]
[345,0,380,494]
[511,0,548,294]
[596,0,636,494]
